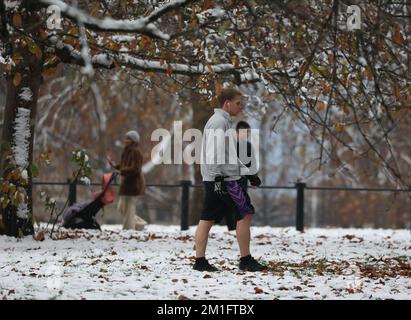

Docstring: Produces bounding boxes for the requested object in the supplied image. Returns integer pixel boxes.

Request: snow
[20,169,28,181]
[79,25,94,77]
[51,37,242,78]
[4,0,21,10]
[196,7,225,24]
[79,177,91,185]
[111,35,136,43]
[11,107,31,219]
[12,107,31,169]
[119,53,235,76]
[16,201,28,219]
[19,87,33,102]
[0,225,409,300]
[358,57,367,67]
[39,0,171,40]
[91,54,113,67]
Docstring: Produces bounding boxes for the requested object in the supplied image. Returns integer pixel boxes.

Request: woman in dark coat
[108,130,146,230]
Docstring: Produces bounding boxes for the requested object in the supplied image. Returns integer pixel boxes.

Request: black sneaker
[193,258,219,272]
[239,255,267,272]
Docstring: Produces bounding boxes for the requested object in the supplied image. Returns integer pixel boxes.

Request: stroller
[61,173,117,230]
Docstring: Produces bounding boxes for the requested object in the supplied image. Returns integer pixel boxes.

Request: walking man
[108,131,146,230]
[193,88,266,272]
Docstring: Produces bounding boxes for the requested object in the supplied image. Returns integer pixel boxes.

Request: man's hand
[214,176,227,196]
[247,174,262,187]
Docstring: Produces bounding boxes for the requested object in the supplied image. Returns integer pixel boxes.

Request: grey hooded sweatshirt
[200,108,248,181]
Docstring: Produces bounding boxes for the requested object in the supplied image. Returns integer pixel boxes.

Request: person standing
[224,120,262,231]
[193,88,266,272]
[108,131,146,230]
[236,120,262,191]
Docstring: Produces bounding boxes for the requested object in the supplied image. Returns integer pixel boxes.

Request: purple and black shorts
[201,177,255,223]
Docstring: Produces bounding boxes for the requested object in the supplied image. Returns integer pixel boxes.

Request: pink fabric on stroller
[94,173,116,205]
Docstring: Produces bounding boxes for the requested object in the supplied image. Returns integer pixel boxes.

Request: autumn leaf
[316,101,326,112]
[210,96,218,108]
[295,96,304,108]
[178,295,190,300]
[12,14,22,27]
[64,36,78,47]
[13,73,22,87]
[12,54,23,65]
[164,51,173,61]
[166,64,173,77]
[34,47,43,60]
[90,1,100,16]
[214,80,223,95]
[364,66,373,80]
[34,230,45,241]
[341,104,350,115]
[322,82,331,95]
[335,122,345,133]
[203,0,215,10]
[393,27,404,45]
[254,287,264,294]
[42,67,57,78]
[140,36,152,49]
[343,234,355,240]
[28,42,41,59]
[194,39,201,48]
[39,29,48,40]
[267,58,276,68]
[232,57,240,68]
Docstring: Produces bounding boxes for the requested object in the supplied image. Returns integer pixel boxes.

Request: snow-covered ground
[0,225,410,300]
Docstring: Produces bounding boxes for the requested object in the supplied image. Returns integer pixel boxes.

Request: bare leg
[236,213,253,257]
[195,220,214,258]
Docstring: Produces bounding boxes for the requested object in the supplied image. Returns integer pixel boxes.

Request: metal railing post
[295,182,306,232]
[180,180,191,231]
[68,179,77,206]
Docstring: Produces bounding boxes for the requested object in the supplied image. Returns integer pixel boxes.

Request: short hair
[217,87,243,107]
[236,121,250,131]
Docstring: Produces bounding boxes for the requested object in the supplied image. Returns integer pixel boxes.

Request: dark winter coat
[115,144,145,196]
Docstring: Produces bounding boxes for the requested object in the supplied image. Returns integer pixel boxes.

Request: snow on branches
[38,0,196,40]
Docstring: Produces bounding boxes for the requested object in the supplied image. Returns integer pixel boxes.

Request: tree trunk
[0,10,43,237]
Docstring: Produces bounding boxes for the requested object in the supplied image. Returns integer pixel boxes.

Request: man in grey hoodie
[193,88,266,272]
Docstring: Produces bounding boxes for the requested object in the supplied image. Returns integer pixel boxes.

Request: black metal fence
[33,180,410,231]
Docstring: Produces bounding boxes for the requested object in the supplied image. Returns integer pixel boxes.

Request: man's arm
[204,118,227,177]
